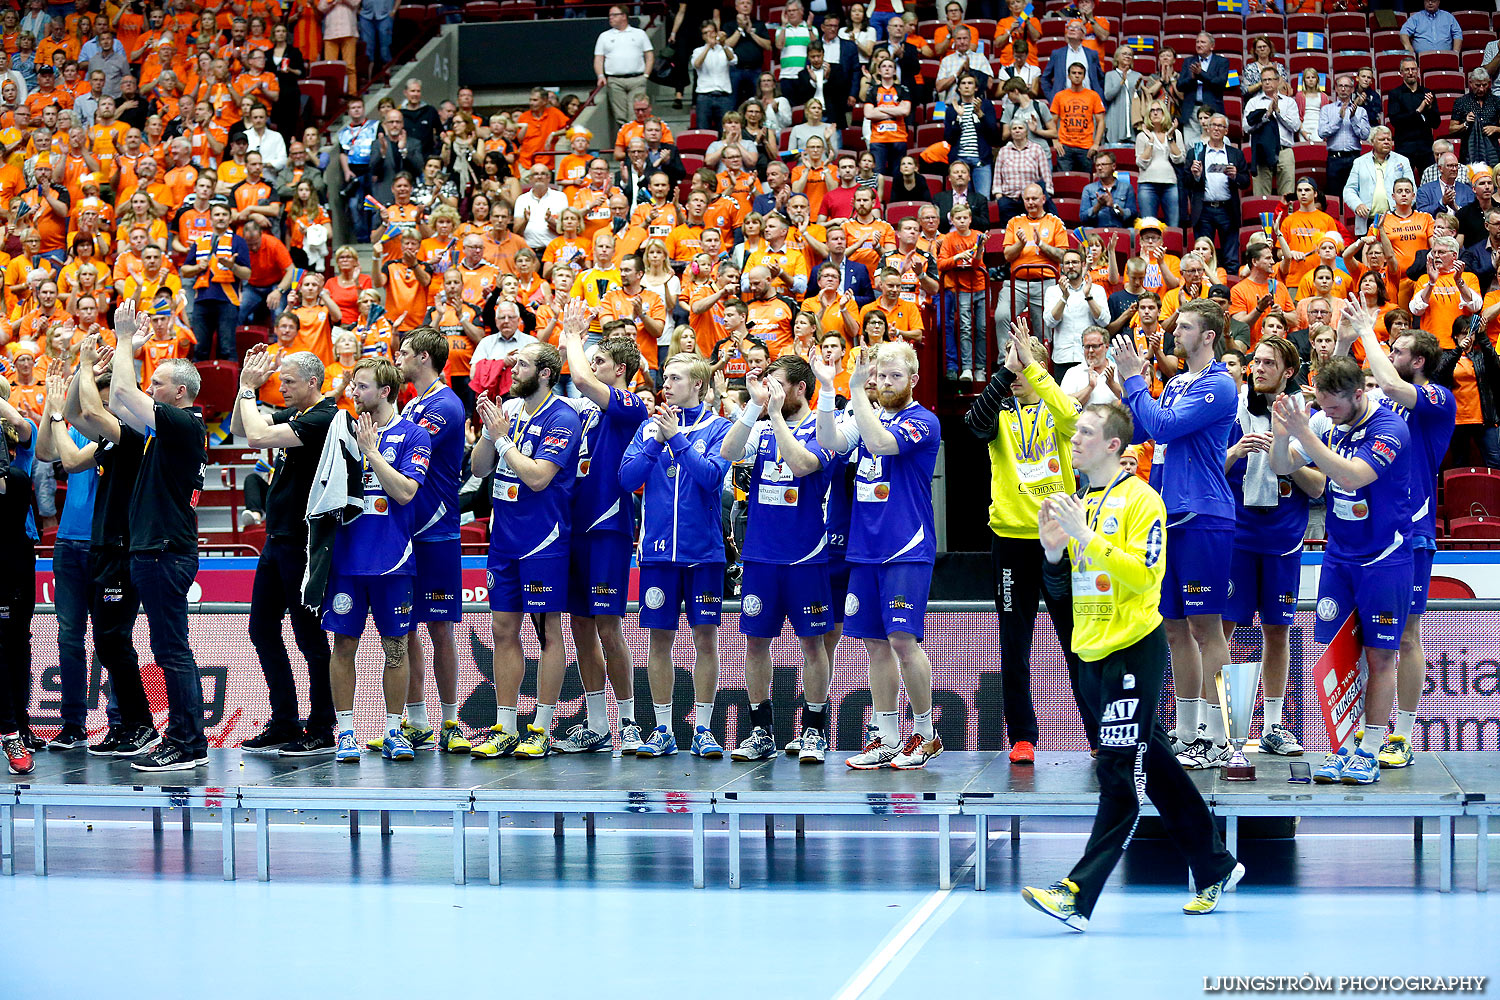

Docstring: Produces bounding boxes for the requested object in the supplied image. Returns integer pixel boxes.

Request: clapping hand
[653,403,681,440]
[1110,332,1146,380]
[745,369,770,408]
[1047,493,1091,541]
[475,394,509,444]
[810,350,838,389]
[354,411,381,457]
[1271,393,1310,439]
[239,343,276,389]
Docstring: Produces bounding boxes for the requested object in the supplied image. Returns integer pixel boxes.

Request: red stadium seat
[915,122,944,148]
[1442,468,1500,521]
[1245,14,1285,37]
[1162,15,1203,36]
[1121,15,1160,37]
[1375,52,1408,75]
[194,362,240,415]
[1332,54,1372,75]
[299,78,328,120]
[1326,13,1367,34]
[1242,196,1286,220]
[1456,11,1492,34]
[1052,171,1089,198]
[1447,516,1500,541]
[1239,224,1267,255]
[676,130,717,155]
[1205,14,1243,35]
[1426,71,1466,95]
[465,1,502,20]
[885,201,925,227]
[1372,30,1406,53]
[983,229,1009,259]
[1162,0,1200,15]
[1162,34,1199,53]
[1329,32,1370,53]
[1436,93,1458,116]
[1420,51,1461,73]
[234,326,270,365]
[239,524,266,554]
[1289,52,1330,75]
[499,0,536,18]
[1287,14,1326,34]
[308,61,348,103]
[1036,36,1064,58]
[1054,197,1081,225]
[1113,146,1136,171]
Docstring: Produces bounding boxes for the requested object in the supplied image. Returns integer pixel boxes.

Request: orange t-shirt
[1050,87,1105,150]
[630,201,682,243]
[429,302,480,378]
[937,230,986,293]
[843,217,897,276]
[289,304,335,363]
[570,184,619,241]
[1379,211,1434,276]
[1002,213,1067,275]
[137,331,194,387]
[860,298,925,342]
[598,286,666,370]
[994,16,1040,67]
[1451,354,1483,425]
[1279,210,1340,288]
[746,295,797,356]
[515,105,569,169]
[1228,276,1295,344]
[867,84,910,145]
[1412,272,1481,349]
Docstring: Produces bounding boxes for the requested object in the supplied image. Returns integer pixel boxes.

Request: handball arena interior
[6,3,1500,997]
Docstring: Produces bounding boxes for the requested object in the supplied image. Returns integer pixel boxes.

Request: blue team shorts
[322,572,415,638]
[639,562,724,630]
[1225,547,1301,627]
[844,562,933,642]
[1159,516,1235,619]
[739,559,834,639]
[567,530,634,618]
[412,537,462,623]
[487,554,569,614]
[1409,539,1436,617]
[828,553,852,625]
[1314,552,1413,650]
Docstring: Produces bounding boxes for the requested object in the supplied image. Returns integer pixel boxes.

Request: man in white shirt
[1042,247,1108,381]
[243,104,287,173]
[512,165,570,252]
[1242,65,1300,196]
[1058,325,1122,405]
[934,31,990,105]
[593,4,654,138]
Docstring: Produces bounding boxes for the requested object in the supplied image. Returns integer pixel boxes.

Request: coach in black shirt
[1386,55,1441,178]
[233,344,339,757]
[108,302,211,773]
[66,345,160,758]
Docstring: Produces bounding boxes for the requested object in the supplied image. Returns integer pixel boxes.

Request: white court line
[831,842,980,1000]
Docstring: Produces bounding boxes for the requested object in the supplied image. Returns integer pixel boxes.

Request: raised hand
[654,403,681,439]
[354,411,380,456]
[1110,332,1146,380]
[239,343,275,389]
[810,350,838,389]
[745,369,770,407]
[475,393,508,442]
[765,375,786,415]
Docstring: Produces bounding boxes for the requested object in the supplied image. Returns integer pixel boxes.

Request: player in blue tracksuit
[1113,299,1240,770]
[620,353,733,759]
[323,359,431,763]
[470,342,581,761]
[816,341,945,770]
[1223,335,1326,758]
[1272,353,1414,786]
[1355,311,1456,769]
[392,327,471,754]
[556,302,652,755]
[720,356,835,763]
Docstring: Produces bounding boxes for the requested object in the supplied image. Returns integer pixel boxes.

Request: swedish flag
[1217,0,1243,12]
[1259,211,1276,236]
[1295,31,1325,51]
[1072,226,1089,245]
[1126,35,1156,52]
[1227,69,1239,88]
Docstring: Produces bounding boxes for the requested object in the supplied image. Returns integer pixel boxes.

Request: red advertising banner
[1311,614,1364,750]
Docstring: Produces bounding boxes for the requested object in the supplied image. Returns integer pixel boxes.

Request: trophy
[1216,660,1264,782]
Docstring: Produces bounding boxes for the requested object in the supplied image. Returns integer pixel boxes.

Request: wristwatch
[239,388,256,401]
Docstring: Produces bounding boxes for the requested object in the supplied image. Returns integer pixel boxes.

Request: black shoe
[240,721,303,754]
[89,726,125,756]
[279,731,336,757]
[47,724,90,750]
[131,742,208,772]
[18,728,46,752]
[114,727,163,759]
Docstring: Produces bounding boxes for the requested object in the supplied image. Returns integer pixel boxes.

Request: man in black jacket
[789,44,852,130]
[1186,113,1251,273]
[1387,56,1441,178]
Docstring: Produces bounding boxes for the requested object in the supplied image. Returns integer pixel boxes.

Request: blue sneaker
[635,725,678,758]
[691,726,724,759]
[335,731,361,763]
[1313,746,1350,784]
[1341,748,1381,785]
[382,729,415,761]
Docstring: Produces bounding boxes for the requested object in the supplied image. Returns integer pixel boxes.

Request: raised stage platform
[2,750,1494,891]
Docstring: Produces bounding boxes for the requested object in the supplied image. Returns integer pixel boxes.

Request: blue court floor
[2,812,1498,996]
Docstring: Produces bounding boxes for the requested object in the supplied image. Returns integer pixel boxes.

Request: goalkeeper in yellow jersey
[1021,403,1243,932]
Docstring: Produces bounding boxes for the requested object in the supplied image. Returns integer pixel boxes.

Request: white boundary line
[832,843,981,1000]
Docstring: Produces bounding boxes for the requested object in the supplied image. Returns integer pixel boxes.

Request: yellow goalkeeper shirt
[987,362,1081,539]
[1067,471,1167,662]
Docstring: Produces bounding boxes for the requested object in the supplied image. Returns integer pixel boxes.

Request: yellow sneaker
[1021,879,1088,931]
[513,723,552,758]
[1377,734,1414,769]
[366,720,433,752]
[1184,863,1245,914]
[470,725,520,759]
[438,721,472,754]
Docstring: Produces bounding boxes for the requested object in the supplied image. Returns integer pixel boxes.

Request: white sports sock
[913,709,934,739]
[617,697,636,726]
[336,711,355,735]
[875,710,900,746]
[440,702,459,725]
[653,702,674,729]
[694,701,714,732]
[586,690,608,733]
[1175,697,1198,737]
[497,706,518,733]
[1360,724,1387,755]
[385,713,402,735]
[405,702,429,729]
[1354,709,1367,735]
[1262,696,1284,730]
[1204,703,1227,744]
[1394,710,1416,741]
[534,703,556,733]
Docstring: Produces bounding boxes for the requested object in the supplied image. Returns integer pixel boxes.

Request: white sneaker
[959,369,974,383]
[891,732,944,770]
[797,726,828,764]
[619,721,644,755]
[1177,738,1225,770]
[846,734,901,770]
